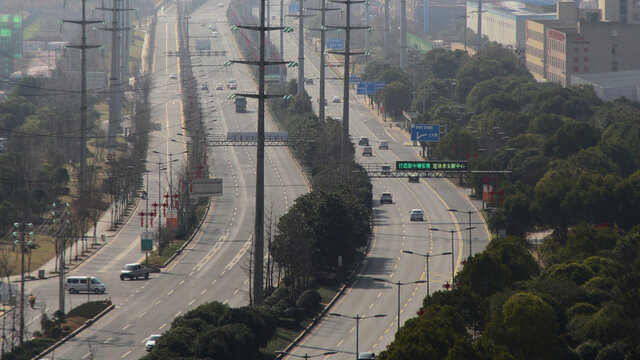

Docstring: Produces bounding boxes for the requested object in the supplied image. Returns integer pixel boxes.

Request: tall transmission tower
[62,0,102,203]
[287,0,314,95]
[326,0,369,165]
[307,0,341,122]
[231,1,291,306]
[97,0,134,162]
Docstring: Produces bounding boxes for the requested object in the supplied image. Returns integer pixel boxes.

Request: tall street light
[275,350,337,359]
[12,221,33,346]
[329,312,386,359]
[152,150,188,209]
[429,227,475,287]
[448,208,482,258]
[372,278,425,331]
[402,250,452,303]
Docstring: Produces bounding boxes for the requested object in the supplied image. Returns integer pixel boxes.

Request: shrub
[295,289,322,315]
[284,307,304,322]
[264,286,290,307]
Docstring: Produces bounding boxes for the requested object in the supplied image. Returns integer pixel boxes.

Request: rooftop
[572,70,640,88]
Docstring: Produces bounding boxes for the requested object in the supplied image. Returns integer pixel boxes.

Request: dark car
[408,174,419,183]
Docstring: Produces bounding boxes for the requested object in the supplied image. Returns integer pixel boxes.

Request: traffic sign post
[357,81,375,95]
[396,160,467,172]
[326,38,345,50]
[411,124,440,142]
[374,80,386,91]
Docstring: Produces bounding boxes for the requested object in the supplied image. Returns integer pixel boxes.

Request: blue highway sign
[411,124,440,142]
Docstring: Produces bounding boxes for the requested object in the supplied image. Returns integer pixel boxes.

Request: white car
[332,96,341,103]
[146,334,161,351]
[212,31,219,37]
[410,209,424,221]
[218,2,224,7]
[169,73,178,80]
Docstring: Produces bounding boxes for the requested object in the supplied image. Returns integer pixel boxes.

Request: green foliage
[145,302,277,359]
[482,292,564,359]
[1,337,56,360]
[66,300,111,319]
[295,289,322,315]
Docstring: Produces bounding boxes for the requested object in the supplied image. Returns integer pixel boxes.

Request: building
[527,0,640,86]
[0,14,23,79]
[466,0,557,49]
[571,70,640,101]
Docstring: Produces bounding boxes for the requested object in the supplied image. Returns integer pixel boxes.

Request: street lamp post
[153,150,187,209]
[372,278,425,331]
[448,208,481,258]
[275,350,337,359]
[329,312,386,359]
[429,227,475,287]
[402,250,452,303]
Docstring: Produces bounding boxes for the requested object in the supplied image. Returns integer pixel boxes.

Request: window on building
[612,47,616,55]
[574,57,580,62]
[574,66,579,72]
[613,61,618,71]
[584,57,589,62]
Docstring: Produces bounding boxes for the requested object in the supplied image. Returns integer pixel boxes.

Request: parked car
[362,146,373,156]
[380,192,393,204]
[410,209,424,221]
[358,136,369,146]
[379,140,388,150]
[408,173,419,183]
[146,334,161,351]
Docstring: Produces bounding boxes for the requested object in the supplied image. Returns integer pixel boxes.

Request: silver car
[410,209,424,221]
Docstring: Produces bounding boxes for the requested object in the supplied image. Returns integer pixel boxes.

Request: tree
[382,81,412,117]
[482,292,565,359]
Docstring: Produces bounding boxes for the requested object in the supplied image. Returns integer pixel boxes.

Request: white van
[65,276,106,294]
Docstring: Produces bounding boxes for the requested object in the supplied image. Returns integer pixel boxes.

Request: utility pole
[12,222,33,346]
[307,0,341,122]
[280,0,285,84]
[98,0,133,162]
[477,0,483,51]
[287,0,313,95]
[52,202,72,317]
[326,0,368,166]
[62,0,102,204]
[232,1,290,305]
[384,0,389,58]
[400,0,407,71]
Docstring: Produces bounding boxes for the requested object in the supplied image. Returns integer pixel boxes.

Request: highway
[276,3,491,359]
[17,1,489,359]
[23,1,308,359]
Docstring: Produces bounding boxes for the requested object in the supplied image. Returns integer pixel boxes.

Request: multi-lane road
[16,1,489,359]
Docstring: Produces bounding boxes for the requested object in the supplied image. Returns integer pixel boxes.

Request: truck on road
[120,263,152,280]
[235,96,247,113]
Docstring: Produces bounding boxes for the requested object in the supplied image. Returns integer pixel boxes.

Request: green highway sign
[396,160,467,172]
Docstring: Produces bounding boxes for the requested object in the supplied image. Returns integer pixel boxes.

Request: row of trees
[379,225,640,360]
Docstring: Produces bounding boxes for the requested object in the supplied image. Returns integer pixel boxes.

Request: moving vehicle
[358,136,369,146]
[212,31,219,38]
[332,95,341,103]
[169,73,178,80]
[218,2,224,7]
[305,77,314,84]
[216,82,224,90]
[362,146,372,156]
[381,165,391,175]
[235,96,247,112]
[380,192,393,204]
[201,83,209,91]
[227,79,237,89]
[65,276,106,294]
[408,173,419,183]
[379,140,388,150]
[410,209,424,221]
[146,334,161,351]
[120,263,151,280]
[358,352,376,360]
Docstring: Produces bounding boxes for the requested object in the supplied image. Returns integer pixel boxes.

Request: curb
[276,214,378,358]
[33,302,116,360]
[160,198,212,267]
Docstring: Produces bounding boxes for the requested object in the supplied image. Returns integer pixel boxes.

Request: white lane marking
[122,324,130,331]
[159,323,167,329]
[121,350,131,358]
